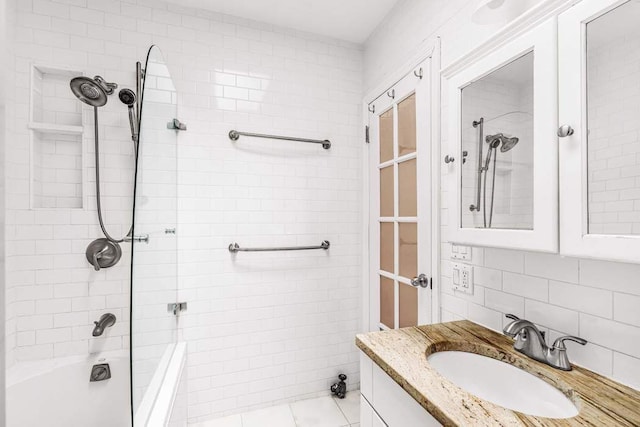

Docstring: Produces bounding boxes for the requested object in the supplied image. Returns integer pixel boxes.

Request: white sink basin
[427,351,578,419]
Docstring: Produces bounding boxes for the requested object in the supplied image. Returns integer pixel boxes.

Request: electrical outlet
[451,244,472,261]
[452,262,474,295]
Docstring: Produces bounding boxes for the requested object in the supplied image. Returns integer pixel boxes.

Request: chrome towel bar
[228,240,330,253]
[228,130,331,149]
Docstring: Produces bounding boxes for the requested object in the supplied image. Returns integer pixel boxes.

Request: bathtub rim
[134,341,187,427]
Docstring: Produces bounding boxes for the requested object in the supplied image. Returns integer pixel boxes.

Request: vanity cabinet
[443,18,559,253]
[558,0,640,263]
[359,352,441,427]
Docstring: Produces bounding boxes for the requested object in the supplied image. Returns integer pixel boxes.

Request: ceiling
[165,0,399,43]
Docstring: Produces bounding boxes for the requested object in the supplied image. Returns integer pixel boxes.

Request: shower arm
[470,118,484,212]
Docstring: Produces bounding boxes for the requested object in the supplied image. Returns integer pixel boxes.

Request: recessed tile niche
[32,132,83,209]
[29,65,85,209]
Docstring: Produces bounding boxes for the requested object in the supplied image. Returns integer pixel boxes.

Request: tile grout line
[332,395,355,426]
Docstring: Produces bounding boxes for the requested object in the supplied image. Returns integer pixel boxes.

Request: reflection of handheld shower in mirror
[481,132,520,228]
[485,133,519,153]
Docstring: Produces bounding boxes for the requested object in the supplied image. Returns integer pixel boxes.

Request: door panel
[380,108,394,163]
[398,94,417,156]
[379,223,394,273]
[398,284,418,328]
[368,57,433,331]
[380,166,394,217]
[398,222,417,279]
[398,159,417,217]
[380,275,395,329]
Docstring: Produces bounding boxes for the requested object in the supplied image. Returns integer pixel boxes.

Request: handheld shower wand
[119,88,139,152]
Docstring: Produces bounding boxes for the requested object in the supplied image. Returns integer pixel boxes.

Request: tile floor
[191,392,360,427]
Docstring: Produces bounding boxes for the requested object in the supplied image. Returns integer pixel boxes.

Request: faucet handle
[505,313,520,321]
[553,335,587,350]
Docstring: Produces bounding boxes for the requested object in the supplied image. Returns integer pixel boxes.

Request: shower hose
[93,106,134,243]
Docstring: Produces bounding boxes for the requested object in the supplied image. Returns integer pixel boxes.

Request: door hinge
[365,125,370,144]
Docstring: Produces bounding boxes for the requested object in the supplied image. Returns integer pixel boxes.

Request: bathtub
[6,351,131,427]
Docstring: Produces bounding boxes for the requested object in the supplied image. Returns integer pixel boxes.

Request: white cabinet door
[360,396,387,427]
[443,18,558,252]
[360,351,441,427]
[559,0,640,263]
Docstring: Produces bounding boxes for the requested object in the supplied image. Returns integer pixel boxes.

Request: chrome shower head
[70,76,117,107]
[118,88,136,106]
[70,77,107,107]
[119,88,139,146]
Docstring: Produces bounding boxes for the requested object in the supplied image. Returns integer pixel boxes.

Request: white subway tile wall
[7,0,363,423]
[365,0,640,391]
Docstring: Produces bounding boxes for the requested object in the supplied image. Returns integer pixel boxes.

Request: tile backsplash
[441,248,640,389]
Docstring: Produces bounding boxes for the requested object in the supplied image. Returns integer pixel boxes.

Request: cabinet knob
[557,125,574,138]
[444,155,455,164]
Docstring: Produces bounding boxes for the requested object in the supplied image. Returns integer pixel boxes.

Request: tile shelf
[28,122,83,135]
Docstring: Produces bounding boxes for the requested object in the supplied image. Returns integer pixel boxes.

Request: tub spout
[92,313,116,337]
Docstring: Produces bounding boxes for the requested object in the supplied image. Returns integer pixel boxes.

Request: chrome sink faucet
[503,314,587,371]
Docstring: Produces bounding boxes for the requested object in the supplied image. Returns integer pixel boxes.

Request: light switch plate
[451,244,472,261]
[452,262,474,294]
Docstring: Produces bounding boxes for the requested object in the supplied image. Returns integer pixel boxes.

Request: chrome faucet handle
[91,246,109,272]
[548,335,587,371]
[552,335,587,350]
[503,314,520,334]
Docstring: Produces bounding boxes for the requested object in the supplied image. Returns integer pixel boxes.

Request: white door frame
[361,37,441,332]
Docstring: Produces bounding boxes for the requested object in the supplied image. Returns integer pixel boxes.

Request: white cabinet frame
[559,0,640,263]
[443,18,559,252]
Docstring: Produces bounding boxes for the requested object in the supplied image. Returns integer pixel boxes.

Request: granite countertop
[356,320,640,426]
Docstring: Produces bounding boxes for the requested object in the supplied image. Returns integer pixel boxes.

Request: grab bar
[228,130,331,149]
[228,240,330,253]
[469,117,484,213]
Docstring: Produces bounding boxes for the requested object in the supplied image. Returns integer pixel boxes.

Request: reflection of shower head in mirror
[485,133,519,152]
[500,135,519,152]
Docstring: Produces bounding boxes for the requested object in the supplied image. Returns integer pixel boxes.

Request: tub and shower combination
[7,45,186,427]
[7,346,187,426]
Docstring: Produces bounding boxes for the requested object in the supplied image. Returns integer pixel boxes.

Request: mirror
[460,52,534,230]
[586,1,640,235]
